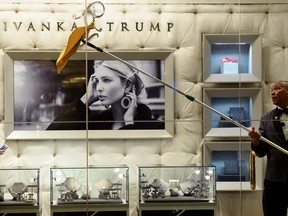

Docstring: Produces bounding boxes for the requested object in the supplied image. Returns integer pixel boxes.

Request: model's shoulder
[137,103,151,112]
[90,108,113,120]
[138,103,150,109]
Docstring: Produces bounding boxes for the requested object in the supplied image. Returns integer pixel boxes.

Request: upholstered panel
[1,2,288,216]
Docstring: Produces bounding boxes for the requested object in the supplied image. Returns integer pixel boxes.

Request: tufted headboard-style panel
[1,1,288,216]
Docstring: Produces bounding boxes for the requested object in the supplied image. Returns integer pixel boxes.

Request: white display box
[221,62,239,74]
[203,34,262,83]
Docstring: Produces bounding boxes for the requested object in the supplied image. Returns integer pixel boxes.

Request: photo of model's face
[94,65,126,106]
[11,58,166,133]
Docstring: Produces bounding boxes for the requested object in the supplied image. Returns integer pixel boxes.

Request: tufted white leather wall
[1,1,288,216]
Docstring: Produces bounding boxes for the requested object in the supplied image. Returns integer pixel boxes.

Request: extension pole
[81,39,288,156]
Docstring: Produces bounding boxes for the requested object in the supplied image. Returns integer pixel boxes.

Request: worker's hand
[248,127,261,146]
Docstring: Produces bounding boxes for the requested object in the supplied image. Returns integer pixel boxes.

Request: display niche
[203,141,263,191]
[203,33,261,83]
[203,87,262,138]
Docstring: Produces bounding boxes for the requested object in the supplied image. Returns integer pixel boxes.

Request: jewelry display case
[138,165,216,203]
[137,165,216,216]
[50,165,129,216]
[0,167,40,216]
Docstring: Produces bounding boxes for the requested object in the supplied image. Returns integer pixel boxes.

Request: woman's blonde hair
[94,60,147,100]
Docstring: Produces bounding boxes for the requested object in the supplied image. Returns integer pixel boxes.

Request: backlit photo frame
[4,50,174,139]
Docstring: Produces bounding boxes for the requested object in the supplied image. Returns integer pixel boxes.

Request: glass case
[50,165,129,205]
[138,165,216,204]
[0,167,40,206]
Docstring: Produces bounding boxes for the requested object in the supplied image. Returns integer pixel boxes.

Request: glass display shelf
[203,87,262,138]
[203,141,263,191]
[138,165,216,204]
[0,167,39,206]
[0,167,40,216]
[50,165,129,206]
[203,33,261,83]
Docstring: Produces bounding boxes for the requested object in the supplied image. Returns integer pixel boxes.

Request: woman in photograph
[47,60,163,130]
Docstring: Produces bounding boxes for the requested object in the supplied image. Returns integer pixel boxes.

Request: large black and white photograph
[13,58,166,132]
[4,51,174,139]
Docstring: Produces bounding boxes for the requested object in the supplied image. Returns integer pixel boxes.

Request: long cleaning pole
[81,39,288,156]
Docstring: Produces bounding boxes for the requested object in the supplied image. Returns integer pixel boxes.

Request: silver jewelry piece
[121,96,131,109]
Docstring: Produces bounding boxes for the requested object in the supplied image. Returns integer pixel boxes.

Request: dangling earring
[121,96,131,109]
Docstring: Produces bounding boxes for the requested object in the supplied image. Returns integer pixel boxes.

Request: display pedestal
[138,202,216,216]
[51,203,129,216]
[0,205,40,216]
